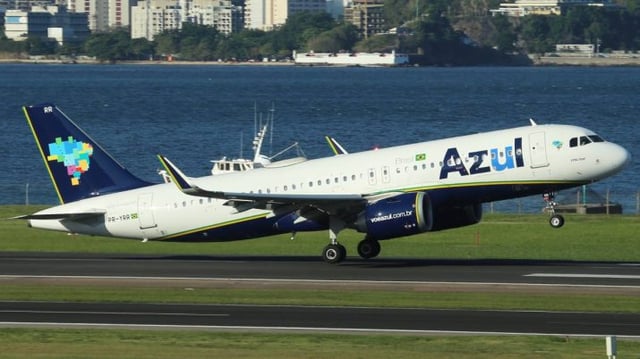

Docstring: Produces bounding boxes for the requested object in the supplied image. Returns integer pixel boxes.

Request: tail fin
[23,103,152,204]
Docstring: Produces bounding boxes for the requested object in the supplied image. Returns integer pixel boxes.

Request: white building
[4,5,88,45]
[490,0,619,17]
[107,0,130,27]
[244,0,326,31]
[65,0,126,32]
[131,0,241,40]
[4,8,50,40]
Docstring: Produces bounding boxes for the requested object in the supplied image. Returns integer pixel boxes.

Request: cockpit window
[569,135,605,148]
[580,136,591,146]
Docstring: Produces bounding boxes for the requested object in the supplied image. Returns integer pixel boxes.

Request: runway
[1,252,639,336]
[1,252,640,286]
[2,301,640,336]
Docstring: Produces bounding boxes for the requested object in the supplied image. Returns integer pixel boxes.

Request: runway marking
[526,273,640,280]
[0,310,228,317]
[1,322,640,339]
[1,275,640,290]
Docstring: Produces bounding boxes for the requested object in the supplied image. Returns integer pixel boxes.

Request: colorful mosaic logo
[47,136,93,186]
[552,140,563,149]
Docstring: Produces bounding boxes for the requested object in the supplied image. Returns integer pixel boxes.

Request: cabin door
[137,193,157,229]
[528,132,549,168]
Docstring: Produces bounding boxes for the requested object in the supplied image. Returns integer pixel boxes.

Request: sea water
[1,64,637,212]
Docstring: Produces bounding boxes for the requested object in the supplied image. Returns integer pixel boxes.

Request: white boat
[293,50,409,67]
[210,122,271,175]
[210,106,306,176]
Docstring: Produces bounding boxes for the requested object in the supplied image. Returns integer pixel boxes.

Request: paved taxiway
[2,301,640,336]
[1,252,639,336]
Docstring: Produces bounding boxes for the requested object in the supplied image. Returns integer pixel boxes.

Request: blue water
[1,64,637,212]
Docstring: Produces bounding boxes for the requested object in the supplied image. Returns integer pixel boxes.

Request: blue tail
[23,103,152,204]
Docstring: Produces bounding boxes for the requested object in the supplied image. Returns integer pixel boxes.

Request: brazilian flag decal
[415,153,426,161]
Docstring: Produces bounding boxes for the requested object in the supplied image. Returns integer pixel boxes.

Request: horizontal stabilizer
[12,209,106,220]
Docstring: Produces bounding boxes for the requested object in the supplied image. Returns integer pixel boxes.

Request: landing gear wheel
[549,214,565,228]
[357,239,381,259]
[322,244,346,264]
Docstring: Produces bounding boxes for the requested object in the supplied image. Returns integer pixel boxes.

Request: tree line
[1,1,640,64]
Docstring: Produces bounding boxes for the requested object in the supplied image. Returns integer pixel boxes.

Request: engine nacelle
[353,192,483,240]
[430,201,483,231]
[354,192,431,240]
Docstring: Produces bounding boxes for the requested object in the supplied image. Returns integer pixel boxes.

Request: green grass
[3,205,640,261]
[0,329,639,359]
[1,285,639,313]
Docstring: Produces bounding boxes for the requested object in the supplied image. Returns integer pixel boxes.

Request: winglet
[325,136,349,155]
[157,155,197,192]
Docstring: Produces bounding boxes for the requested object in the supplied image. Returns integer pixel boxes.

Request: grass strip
[0,328,639,359]
[1,285,639,313]
[2,207,640,262]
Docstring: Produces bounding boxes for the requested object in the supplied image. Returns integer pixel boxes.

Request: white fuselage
[29,124,629,241]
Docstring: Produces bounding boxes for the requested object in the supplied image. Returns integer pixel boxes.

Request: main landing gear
[321,239,382,264]
[543,192,564,228]
[321,217,382,264]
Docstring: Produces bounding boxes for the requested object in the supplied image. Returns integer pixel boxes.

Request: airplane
[17,103,630,264]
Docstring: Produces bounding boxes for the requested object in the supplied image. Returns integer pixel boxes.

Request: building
[4,8,51,40]
[344,0,384,38]
[244,0,326,30]
[491,0,620,17]
[65,0,108,31]
[64,0,124,32]
[4,0,55,12]
[131,0,242,40]
[108,0,129,28]
[3,5,89,45]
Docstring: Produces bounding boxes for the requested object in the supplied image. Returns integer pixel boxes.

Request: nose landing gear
[543,192,564,228]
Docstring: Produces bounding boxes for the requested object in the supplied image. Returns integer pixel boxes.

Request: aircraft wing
[158,155,368,213]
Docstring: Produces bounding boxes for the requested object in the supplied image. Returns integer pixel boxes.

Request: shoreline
[530,55,640,66]
[3,55,640,67]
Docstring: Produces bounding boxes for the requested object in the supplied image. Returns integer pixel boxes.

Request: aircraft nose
[604,142,631,175]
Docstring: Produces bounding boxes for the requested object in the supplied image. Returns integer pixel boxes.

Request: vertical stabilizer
[23,103,152,204]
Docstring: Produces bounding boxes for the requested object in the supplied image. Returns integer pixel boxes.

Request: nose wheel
[543,192,564,228]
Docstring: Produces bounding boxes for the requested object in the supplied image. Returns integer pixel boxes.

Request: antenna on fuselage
[529,118,538,126]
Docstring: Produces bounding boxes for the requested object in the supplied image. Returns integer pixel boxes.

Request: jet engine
[353,192,482,240]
